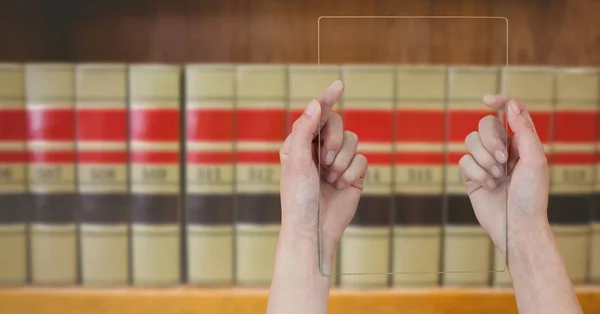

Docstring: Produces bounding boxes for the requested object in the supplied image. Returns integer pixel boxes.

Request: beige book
[553,68,598,284]
[75,63,129,286]
[338,65,394,288]
[185,64,235,285]
[235,65,286,286]
[26,63,77,285]
[393,65,446,287]
[288,65,341,285]
[443,66,499,287]
[129,64,181,286]
[0,64,27,285]
[493,67,556,287]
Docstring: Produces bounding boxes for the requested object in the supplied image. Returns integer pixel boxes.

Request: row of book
[0,63,598,289]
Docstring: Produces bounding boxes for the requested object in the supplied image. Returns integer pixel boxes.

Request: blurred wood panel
[0,0,599,65]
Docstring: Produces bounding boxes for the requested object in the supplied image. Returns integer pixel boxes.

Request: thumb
[506,99,545,163]
[289,99,322,164]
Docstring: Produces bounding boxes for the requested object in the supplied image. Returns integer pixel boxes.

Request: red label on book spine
[26,108,75,141]
[186,109,234,142]
[77,109,127,141]
[0,109,26,140]
[130,109,180,141]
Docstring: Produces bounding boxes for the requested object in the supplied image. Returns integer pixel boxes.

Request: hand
[279,80,368,268]
[460,96,550,256]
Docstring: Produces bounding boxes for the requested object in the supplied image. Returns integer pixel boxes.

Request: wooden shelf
[1,287,599,314]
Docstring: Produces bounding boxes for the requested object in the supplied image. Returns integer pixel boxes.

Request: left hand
[279,80,368,269]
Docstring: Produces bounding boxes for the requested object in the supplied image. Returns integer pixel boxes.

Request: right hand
[459,96,551,256]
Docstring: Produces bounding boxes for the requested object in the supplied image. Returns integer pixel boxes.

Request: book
[393,65,446,287]
[0,63,27,285]
[552,68,598,284]
[493,67,555,286]
[443,66,499,287]
[75,63,129,286]
[26,63,77,285]
[288,64,341,285]
[129,65,181,286]
[185,64,235,285]
[338,65,393,288]
[594,73,600,284]
[235,65,286,286]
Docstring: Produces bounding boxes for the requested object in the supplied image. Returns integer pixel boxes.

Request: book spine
[338,66,393,288]
[185,65,235,285]
[129,65,181,286]
[26,63,77,285]
[287,65,341,285]
[393,66,446,287]
[235,65,287,286]
[75,64,129,286]
[493,67,555,286]
[443,67,499,287]
[551,69,598,284]
[594,77,600,284]
[0,64,27,285]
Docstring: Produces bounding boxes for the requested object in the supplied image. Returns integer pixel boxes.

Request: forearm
[266,224,333,314]
[508,221,582,314]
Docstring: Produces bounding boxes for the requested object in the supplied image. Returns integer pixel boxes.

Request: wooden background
[0,0,599,66]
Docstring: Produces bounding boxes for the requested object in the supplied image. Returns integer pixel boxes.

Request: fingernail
[494,150,507,163]
[509,99,522,115]
[491,165,503,178]
[304,99,319,117]
[483,94,496,104]
[329,80,343,91]
[327,172,339,183]
[325,150,336,165]
[486,178,497,189]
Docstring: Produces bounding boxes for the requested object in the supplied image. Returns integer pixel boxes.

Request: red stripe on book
[554,111,596,142]
[362,152,392,164]
[26,108,75,141]
[29,151,75,163]
[77,109,127,141]
[0,152,27,163]
[553,153,594,164]
[344,110,393,142]
[396,152,444,164]
[396,110,445,142]
[186,109,234,141]
[78,151,127,163]
[130,151,180,164]
[0,109,26,140]
[236,109,286,141]
[236,151,280,163]
[187,151,234,164]
[448,110,496,142]
[130,109,180,141]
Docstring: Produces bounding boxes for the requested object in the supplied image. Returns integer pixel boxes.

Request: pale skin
[267,81,583,314]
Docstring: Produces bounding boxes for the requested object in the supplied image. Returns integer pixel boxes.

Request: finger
[482,94,510,111]
[465,131,503,179]
[335,153,368,190]
[320,112,344,166]
[506,137,519,175]
[478,114,508,164]
[313,80,344,140]
[323,130,359,184]
[506,99,546,166]
[289,99,322,164]
[459,154,497,189]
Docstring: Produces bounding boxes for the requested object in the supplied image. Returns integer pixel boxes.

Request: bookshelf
[1,0,600,313]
